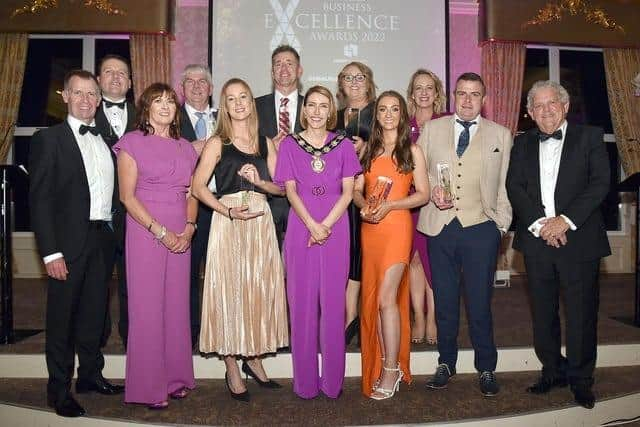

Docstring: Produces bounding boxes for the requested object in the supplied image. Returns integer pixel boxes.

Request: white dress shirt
[528,121,577,237]
[43,115,115,264]
[274,89,298,134]
[184,102,217,140]
[453,113,480,151]
[102,96,128,138]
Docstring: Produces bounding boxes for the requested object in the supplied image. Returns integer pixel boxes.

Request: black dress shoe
[526,376,568,394]
[572,386,595,409]
[426,363,455,389]
[47,394,85,418]
[479,371,500,397]
[241,362,282,389]
[76,377,124,395]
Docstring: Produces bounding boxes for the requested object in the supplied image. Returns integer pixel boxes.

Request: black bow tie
[538,129,562,142]
[79,124,99,136]
[104,100,125,109]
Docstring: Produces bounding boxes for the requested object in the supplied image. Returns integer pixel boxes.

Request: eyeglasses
[342,74,366,83]
[183,78,210,87]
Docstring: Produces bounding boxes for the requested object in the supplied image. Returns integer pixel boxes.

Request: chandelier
[523,0,624,32]
[11,0,126,18]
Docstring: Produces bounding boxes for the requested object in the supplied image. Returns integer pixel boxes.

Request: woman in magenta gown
[275,86,361,399]
[114,83,197,408]
[406,69,448,344]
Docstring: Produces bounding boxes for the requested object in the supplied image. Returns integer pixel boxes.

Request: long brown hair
[136,83,181,140]
[215,78,259,151]
[361,91,414,174]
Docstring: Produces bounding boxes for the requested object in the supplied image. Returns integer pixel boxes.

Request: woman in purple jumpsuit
[274,86,361,399]
[114,83,197,408]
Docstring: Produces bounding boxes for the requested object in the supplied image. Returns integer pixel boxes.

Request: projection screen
[209,0,448,106]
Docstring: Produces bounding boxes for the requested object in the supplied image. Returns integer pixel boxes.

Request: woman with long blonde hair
[192,78,288,402]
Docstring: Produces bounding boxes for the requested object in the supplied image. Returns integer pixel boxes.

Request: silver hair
[526,80,570,111]
[181,64,213,85]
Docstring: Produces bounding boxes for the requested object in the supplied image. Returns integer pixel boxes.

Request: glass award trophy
[363,176,393,221]
[436,162,454,203]
[239,175,253,210]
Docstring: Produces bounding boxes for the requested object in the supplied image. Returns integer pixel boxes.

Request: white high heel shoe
[370,363,404,400]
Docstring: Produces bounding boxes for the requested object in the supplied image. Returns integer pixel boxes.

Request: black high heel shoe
[345,317,360,346]
[225,372,250,402]
[241,361,282,389]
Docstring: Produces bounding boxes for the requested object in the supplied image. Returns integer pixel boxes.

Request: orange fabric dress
[360,156,413,396]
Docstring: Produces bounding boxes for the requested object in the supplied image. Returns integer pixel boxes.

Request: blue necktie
[456,119,476,158]
[195,112,207,140]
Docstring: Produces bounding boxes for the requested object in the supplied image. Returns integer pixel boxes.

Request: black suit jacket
[255,92,304,138]
[94,101,135,248]
[29,121,118,263]
[95,101,136,147]
[335,102,375,141]
[506,124,611,261]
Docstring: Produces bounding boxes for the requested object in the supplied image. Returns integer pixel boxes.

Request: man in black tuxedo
[255,45,304,247]
[506,80,610,409]
[178,64,216,346]
[30,70,124,418]
[95,54,135,348]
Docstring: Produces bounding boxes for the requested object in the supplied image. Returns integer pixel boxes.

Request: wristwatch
[186,221,197,230]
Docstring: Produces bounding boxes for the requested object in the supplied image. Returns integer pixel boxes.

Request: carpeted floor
[2,274,639,355]
[1,367,639,426]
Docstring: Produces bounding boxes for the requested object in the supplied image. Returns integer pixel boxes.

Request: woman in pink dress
[115,83,198,409]
[406,69,448,345]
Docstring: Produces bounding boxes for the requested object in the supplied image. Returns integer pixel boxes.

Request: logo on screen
[344,44,359,58]
[269,0,301,51]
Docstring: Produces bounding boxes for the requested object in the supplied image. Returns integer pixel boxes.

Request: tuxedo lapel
[266,93,278,136]
[180,105,197,142]
[554,124,576,211]
[61,122,90,194]
[294,94,304,133]
[528,130,543,207]
[125,101,136,132]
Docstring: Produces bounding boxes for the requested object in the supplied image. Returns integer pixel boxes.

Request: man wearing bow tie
[30,70,124,418]
[95,54,135,350]
[507,80,610,409]
[417,72,512,397]
[178,64,217,347]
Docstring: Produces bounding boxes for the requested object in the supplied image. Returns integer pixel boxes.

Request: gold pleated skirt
[199,191,289,356]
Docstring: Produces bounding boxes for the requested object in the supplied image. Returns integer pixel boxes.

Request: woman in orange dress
[354,90,429,399]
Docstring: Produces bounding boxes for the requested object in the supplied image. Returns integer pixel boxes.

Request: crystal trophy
[346,107,361,139]
[436,162,454,203]
[239,175,253,209]
[363,176,393,220]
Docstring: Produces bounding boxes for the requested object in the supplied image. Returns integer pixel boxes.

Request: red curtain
[481,41,526,135]
[130,33,172,101]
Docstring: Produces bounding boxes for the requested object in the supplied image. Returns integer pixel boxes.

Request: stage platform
[0,275,639,425]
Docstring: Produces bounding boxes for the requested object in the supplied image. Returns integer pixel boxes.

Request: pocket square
[493,148,500,153]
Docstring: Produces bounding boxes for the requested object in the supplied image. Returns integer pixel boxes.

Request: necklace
[292,133,346,173]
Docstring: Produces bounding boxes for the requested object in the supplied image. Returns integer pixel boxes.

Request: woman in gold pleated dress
[192,78,288,402]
